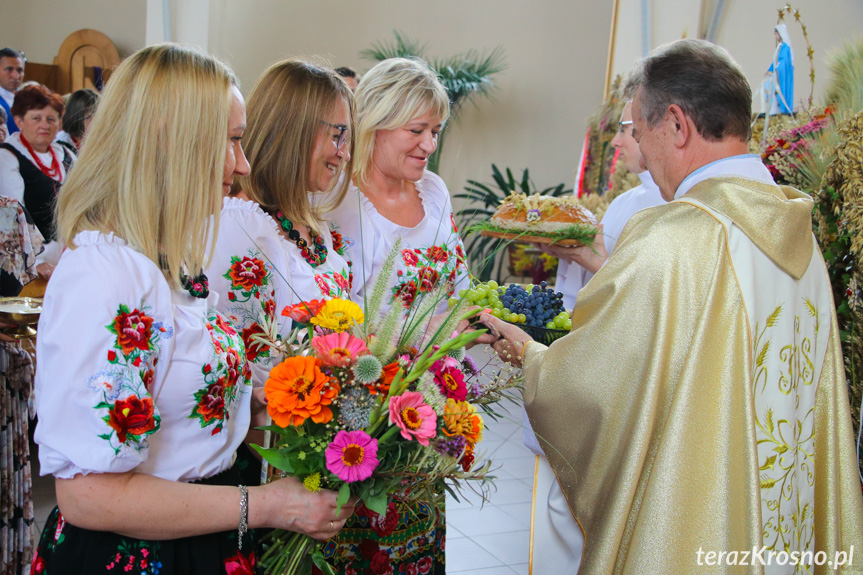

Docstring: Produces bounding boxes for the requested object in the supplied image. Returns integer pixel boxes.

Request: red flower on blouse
[331,229,345,255]
[141,368,155,392]
[402,249,419,267]
[371,550,392,575]
[241,323,269,362]
[228,256,267,292]
[108,395,157,443]
[369,501,399,537]
[113,308,153,356]
[333,271,349,290]
[417,267,439,292]
[195,379,226,423]
[215,314,237,337]
[225,347,242,388]
[426,245,448,264]
[394,280,418,308]
[314,275,332,297]
[264,298,277,319]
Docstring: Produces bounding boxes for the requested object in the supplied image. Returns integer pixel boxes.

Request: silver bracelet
[237,485,248,550]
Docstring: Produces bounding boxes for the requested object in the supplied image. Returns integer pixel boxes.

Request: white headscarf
[774,24,794,65]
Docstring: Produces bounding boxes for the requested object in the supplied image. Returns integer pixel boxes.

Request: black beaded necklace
[158,256,209,299]
[274,210,328,267]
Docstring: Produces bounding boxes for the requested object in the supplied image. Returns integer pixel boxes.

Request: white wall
[611,0,863,111]
[0,0,147,62]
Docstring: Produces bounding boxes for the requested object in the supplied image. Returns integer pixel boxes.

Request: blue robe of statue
[767,42,794,114]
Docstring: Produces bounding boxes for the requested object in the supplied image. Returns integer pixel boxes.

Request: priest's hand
[535,223,607,274]
[477,312,533,368]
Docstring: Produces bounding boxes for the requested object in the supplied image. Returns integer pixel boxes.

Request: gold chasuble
[524,177,863,574]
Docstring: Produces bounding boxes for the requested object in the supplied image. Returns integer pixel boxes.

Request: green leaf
[311,550,336,575]
[363,491,389,517]
[773,444,788,454]
[337,483,351,514]
[251,445,309,475]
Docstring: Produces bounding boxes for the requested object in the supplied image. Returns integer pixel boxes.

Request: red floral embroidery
[450,212,459,233]
[31,554,45,573]
[216,314,237,336]
[417,267,439,292]
[393,280,418,308]
[141,368,155,392]
[228,256,267,291]
[107,395,157,443]
[264,298,277,319]
[402,249,419,267]
[331,229,345,255]
[426,245,448,264]
[315,275,332,296]
[371,550,392,574]
[242,323,269,362]
[404,562,418,575]
[369,501,399,537]
[112,308,153,356]
[195,379,226,423]
[417,556,432,574]
[334,271,349,290]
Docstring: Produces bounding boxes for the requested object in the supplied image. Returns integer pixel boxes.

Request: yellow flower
[442,398,484,445]
[303,472,321,492]
[310,298,364,332]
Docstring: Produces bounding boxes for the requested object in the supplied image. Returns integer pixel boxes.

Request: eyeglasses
[618,120,633,134]
[320,121,350,151]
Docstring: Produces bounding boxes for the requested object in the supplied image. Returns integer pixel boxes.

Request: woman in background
[33,44,352,575]
[206,59,355,483]
[0,84,74,281]
[56,88,99,155]
[324,56,467,575]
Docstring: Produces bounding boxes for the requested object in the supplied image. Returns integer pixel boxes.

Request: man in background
[0,48,25,135]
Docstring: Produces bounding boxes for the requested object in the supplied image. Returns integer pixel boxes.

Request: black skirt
[30,466,256,575]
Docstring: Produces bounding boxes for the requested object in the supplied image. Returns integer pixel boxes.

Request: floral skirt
[321,498,444,575]
[30,467,256,575]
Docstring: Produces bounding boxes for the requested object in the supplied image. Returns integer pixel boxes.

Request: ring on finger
[329,520,334,530]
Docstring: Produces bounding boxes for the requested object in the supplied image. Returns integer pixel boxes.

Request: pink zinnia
[388,391,437,446]
[326,430,379,483]
[431,357,467,401]
[311,332,368,367]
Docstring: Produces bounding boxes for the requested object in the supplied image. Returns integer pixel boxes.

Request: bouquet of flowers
[251,246,520,574]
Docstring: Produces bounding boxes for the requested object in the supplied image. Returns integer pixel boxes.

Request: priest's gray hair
[622,38,752,142]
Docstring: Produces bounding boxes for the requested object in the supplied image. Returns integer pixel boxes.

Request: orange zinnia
[265,356,340,427]
[442,398,484,445]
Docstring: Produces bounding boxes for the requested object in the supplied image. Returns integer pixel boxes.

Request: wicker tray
[504,320,569,345]
[480,230,584,247]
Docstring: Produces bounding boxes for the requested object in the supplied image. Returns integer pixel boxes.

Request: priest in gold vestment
[481,39,863,574]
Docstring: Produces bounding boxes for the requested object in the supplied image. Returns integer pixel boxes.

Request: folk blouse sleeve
[34,231,176,478]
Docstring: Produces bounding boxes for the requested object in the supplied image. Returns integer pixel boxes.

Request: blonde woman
[207,59,356,394]
[324,57,467,575]
[32,45,353,575]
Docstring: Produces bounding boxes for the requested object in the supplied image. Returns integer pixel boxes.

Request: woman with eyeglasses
[206,59,356,427]
[32,44,353,575]
[322,56,467,575]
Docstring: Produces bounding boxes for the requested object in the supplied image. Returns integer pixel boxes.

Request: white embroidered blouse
[325,171,468,313]
[206,197,356,387]
[34,231,253,482]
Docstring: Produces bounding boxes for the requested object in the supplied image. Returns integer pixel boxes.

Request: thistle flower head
[352,354,383,384]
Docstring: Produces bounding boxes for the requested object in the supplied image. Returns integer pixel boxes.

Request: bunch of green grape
[450,280,572,330]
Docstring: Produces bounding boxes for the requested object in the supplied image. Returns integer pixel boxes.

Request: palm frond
[360,30,425,61]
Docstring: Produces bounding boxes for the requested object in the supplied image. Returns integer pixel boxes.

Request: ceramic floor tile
[497,455,537,480]
[496,502,532,529]
[444,536,505,572]
[486,478,532,506]
[472,530,530,567]
[447,505,526,537]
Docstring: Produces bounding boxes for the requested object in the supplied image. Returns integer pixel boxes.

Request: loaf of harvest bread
[490,193,597,234]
